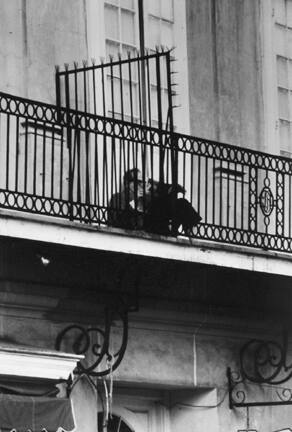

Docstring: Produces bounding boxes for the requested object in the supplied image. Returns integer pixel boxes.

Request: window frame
[85,0,190,133]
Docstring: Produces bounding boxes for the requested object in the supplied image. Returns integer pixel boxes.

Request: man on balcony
[108,168,145,230]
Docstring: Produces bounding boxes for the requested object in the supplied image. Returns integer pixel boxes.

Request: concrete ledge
[0,209,292,276]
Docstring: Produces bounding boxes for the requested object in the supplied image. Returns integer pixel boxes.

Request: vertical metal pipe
[138,0,147,126]
[138,0,145,56]
[156,54,163,183]
[55,67,62,122]
[83,68,90,212]
[65,72,73,220]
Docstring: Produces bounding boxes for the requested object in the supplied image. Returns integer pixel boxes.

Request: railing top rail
[0,90,165,133]
[56,49,172,76]
[174,132,292,173]
[1,91,292,174]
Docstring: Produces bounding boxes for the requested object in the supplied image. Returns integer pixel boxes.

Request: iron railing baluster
[5,113,10,190]
[33,119,37,196]
[197,155,201,217]
[289,175,292,238]
[205,157,208,223]
[41,122,46,197]
[59,127,64,200]
[51,126,55,198]
[226,161,230,227]
[212,158,216,225]
[234,162,237,229]
[241,164,244,230]
[219,159,223,227]
[15,115,20,192]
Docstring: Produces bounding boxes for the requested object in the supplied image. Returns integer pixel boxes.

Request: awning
[0,394,75,432]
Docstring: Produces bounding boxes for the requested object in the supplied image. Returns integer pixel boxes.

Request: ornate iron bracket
[228,331,292,408]
[56,301,130,378]
[55,256,141,382]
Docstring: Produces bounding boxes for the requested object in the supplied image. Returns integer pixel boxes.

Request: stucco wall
[0,0,25,95]
[186,0,264,150]
[0,0,88,102]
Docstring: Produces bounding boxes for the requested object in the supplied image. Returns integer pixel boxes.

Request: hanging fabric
[0,394,75,432]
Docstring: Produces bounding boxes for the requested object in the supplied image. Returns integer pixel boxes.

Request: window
[104,0,138,58]
[146,0,174,49]
[104,0,175,54]
[103,0,178,128]
[85,0,189,132]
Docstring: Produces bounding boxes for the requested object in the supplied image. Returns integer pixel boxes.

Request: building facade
[1,1,292,432]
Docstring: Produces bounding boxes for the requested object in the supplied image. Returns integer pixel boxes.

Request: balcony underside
[1,209,292,278]
[0,219,292,329]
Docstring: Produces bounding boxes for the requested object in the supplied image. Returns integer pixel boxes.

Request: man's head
[123,168,144,199]
[124,168,142,184]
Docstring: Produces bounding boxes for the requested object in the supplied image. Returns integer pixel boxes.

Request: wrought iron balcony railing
[0,90,292,253]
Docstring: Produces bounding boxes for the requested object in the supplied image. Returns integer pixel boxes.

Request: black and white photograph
[0,1,292,431]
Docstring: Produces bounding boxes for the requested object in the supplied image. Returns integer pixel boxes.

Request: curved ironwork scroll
[240,332,292,385]
[227,366,292,409]
[228,331,292,409]
[55,304,128,377]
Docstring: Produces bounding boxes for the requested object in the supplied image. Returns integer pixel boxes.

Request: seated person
[144,179,202,236]
[108,168,145,230]
[108,169,201,236]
